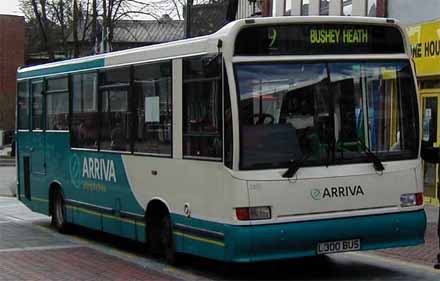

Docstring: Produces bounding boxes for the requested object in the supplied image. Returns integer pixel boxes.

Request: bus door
[30,80,46,175]
[421,91,440,206]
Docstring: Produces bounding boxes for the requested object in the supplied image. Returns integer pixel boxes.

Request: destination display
[235,24,405,56]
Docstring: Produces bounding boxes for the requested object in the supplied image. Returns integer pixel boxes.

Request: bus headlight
[400,193,423,207]
[236,206,271,220]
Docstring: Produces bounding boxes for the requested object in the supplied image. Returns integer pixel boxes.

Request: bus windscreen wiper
[357,141,385,172]
[282,160,301,178]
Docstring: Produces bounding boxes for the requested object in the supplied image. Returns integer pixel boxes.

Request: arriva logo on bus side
[82,157,117,183]
[70,154,82,189]
[70,154,117,189]
[311,185,364,200]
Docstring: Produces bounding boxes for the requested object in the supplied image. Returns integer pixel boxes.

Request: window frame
[98,66,132,154]
[133,61,173,158]
[70,71,99,151]
[234,59,419,171]
[46,76,69,132]
[17,80,30,131]
[65,61,178,160]
[223,63,233,169]
[182,54,224,162]
[31,79,45,132]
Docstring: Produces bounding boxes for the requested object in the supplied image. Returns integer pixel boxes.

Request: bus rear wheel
[51,190,69,233]
[147,213,178,264]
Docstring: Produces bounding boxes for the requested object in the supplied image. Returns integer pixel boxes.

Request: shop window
[367,0,377,17]
[134,62,172,155]
[17,81,29,130]
[71,72,99,149]
[420,80,440,90]
[46,77,68,130]
[31,80,44,130]
[183,55,222,160]
[319,0,330,15]
[343,0,352,16]
[301,0,310,15]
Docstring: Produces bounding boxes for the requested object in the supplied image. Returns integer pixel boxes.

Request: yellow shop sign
[407,19,440,77]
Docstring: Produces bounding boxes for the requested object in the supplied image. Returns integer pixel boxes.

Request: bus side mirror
[421,141,440,163]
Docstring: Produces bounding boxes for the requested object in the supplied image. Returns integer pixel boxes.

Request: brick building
[0,15,25,130]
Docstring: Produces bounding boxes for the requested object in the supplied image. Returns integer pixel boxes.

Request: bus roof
[17,16,405,80]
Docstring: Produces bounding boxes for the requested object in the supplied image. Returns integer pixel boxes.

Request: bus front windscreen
[236,61,419,170]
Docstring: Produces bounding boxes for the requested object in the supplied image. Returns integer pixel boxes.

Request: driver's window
[182,55,222,160]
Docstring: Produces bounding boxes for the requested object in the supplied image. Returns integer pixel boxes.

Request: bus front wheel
[51,190,69,233]
[147,213,178,264]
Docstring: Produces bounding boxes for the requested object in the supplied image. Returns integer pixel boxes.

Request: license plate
[317,239,360,254]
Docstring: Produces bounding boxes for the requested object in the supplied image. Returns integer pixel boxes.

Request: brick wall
[0,15,25,130]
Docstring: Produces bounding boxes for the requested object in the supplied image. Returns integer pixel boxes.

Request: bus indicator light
[416,193,423,206]
[236,206,271,220]
[400,193,424,207]
[236,208,250,220]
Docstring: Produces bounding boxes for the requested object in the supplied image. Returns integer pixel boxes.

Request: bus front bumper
[223,209,426,262]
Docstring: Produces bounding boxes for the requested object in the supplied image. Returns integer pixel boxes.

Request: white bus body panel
[236,160,424,223]
[122,155,250,224]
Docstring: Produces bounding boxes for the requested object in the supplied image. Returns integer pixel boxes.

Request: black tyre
[51,190,69,233]
[147,215,162,257]
[160,214,179,264]
[147,213,179,264]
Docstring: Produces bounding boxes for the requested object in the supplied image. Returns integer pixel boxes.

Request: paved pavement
[0,247,177,281]
[0,166,16,197]
[373,222,439,267]
[0,146,16,198]
[0,197,178,281]
[370,205,439,267]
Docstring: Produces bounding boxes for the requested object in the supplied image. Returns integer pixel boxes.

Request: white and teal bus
[16,16,427,263]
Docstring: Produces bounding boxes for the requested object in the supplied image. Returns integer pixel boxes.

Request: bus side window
[71,72,99,149]
[31,80,44,130]
[183,55,222,160]
[17,81,29,130]
[46,77,68,131]
[99,67,131,152]
[133,61,172,156]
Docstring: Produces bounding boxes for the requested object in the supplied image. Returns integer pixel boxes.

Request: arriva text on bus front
[310,28,368,44]
[82,157,117,183]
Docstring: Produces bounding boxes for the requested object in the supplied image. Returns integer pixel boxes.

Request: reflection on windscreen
[236,62,418,170]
